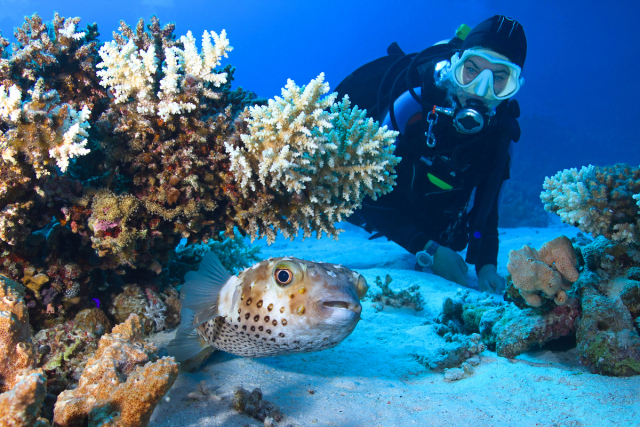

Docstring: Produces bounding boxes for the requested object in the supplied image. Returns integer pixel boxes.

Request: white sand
[149,222,640,427]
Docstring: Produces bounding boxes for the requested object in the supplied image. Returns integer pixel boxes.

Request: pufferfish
[167,251,368,360]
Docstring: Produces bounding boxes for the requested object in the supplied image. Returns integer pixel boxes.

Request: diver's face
[456,55,510,107]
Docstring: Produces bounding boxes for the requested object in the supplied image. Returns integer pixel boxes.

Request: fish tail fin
[166,308,210,362]
[180,250,235,326]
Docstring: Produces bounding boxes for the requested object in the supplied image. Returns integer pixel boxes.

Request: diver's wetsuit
[345,73,516,273]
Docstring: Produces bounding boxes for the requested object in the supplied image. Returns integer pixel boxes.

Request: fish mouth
[319,298,362,317]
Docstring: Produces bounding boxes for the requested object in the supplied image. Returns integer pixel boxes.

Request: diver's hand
[431,245,469,286]
[477,264,506,294]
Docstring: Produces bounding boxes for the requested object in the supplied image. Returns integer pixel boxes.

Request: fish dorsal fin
[180,251,235,327]
[166,308,209,362]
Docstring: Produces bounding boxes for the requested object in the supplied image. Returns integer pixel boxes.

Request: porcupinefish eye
[271,260,304,287]
[274,268,293,285]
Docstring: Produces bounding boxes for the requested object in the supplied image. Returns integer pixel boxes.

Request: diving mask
[450,48,524,101]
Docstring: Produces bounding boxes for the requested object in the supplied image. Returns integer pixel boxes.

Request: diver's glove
[477,264,506,294]
[429,242,469,286]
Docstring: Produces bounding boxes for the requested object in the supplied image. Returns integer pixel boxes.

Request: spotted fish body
[168,252,368,360]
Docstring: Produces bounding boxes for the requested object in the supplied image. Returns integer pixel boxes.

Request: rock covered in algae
[52,314,178,427]
[576,291,640,376]
[32,308,111,403]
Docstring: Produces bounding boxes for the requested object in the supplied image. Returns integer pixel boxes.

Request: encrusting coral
[0,276,36,393]
[52,314,178,427]
[507,235,579,307]
[0,370,49,427]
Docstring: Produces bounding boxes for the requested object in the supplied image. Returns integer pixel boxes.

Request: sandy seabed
[149,222,640,427]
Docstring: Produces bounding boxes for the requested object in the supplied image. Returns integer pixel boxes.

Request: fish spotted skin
[169,253,368,360]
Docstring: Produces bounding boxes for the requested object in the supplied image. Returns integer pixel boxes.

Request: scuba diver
[336,15,527,293]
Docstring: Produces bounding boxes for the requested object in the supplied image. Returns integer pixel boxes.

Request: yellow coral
[507,236,579,307]
[53,314,178,427]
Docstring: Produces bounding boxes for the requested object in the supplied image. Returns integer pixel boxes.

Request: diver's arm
[474,184,501,275]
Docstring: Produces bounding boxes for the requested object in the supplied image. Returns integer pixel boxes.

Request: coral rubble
[233,386,283,424]
[52,314,178,427]
[370,274,424,311]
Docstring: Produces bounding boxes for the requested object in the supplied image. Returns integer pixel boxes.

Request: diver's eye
[274,268,293,285]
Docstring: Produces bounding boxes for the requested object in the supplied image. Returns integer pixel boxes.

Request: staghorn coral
[506,236,579,307]
[225,73,399,242]
[52,314,178,427]
[541,164,640,246]
[0,370,49,427]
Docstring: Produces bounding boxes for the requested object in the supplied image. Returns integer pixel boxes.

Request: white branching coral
[226,73,400,241]
[0,85,22,122]
[0,79,92,175]
[48,105,91,172]
[97,28,232,120]
[96,40,158,106]
[541,164,640,245]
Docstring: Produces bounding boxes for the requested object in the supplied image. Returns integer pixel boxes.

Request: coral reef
[233,386,283,425]
[0,370,49,427]
[32,308,112,409]
[0,13,398,340]
[541,164,640,246]
[52,314,178,427]
[369,274,424,311]
[506,236,579,307]
[109,284,180,334]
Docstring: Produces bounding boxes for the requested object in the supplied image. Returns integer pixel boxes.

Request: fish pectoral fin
[192,307,222,327]
[180,251,235,323]
[166,308,210,362]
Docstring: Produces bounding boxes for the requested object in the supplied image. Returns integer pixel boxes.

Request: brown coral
[52,314,178,427]
[0,276,36,393]
[0,370,49,427]
[507,236,579,307]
